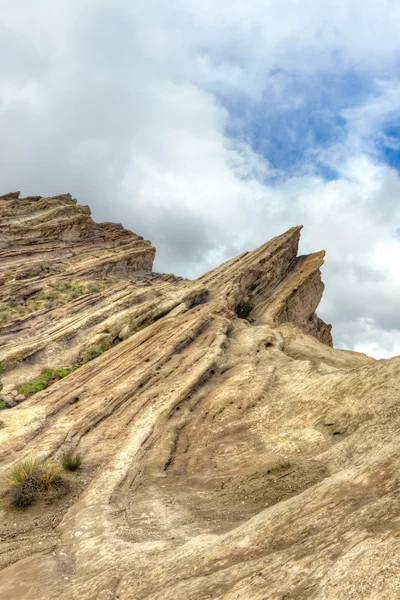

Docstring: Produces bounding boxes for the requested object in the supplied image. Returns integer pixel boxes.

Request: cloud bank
[1,0,400,357]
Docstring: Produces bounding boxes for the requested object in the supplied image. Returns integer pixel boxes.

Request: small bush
[9,476,41,508]
[82,345,104,363]
[81,337,121,364]
[0,401,5,410]
[39,462,63,487]
[18,366,77,396]
[18,379,47,395]
[53,367,77,378]
[8,458,46,486]
[235,300,254,319]
[7,458,63,508]
[61,450,82,471]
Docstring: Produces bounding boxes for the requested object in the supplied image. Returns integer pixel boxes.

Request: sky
[1,0,400,358]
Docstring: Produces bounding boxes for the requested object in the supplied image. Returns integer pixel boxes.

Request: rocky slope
[0,194,399,600]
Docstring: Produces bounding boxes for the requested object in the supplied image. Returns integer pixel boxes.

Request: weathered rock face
[0,192,155,290]
[0,194,399,600]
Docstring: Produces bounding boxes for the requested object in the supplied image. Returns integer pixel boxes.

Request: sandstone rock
[0,384,15,395]
[23,196,42,202]
[0,194,398,600]
[0,191,155,274]
[0,191,20,200]
[1,396,15,408]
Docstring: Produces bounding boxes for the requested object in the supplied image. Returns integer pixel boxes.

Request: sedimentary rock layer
[0,192,155,295]
[1,194,399,600]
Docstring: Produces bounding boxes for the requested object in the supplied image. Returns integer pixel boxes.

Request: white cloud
[1,0,400,357]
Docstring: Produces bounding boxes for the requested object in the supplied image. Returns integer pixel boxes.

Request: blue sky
[222,69,372,176]
[1,0,400,357]
[379,125,400,171]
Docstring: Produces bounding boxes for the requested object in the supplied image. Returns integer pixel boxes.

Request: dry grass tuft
[61,450,83,471]
[7,458,63,508]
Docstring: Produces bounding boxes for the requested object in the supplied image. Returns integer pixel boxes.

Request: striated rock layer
[0,191,155,291]
[0,194,399,600]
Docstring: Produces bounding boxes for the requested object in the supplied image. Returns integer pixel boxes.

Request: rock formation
[0,193,399,600]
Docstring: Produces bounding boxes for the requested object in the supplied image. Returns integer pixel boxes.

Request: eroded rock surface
[1,194,399,600]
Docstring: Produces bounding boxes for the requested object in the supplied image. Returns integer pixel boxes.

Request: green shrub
[82,345,104,363]
[8,458,45,486]
[235,300,254,319]
[81,337,121,364]
[61,449,82,471]
[18,380,47,395]
[53,367,77,378]
[7,458,63,508]
[0,310,11,325]
[0,401,5,410]
[54,282,84,297]
[69,283,86,299]
[18,366,78,396]
[0,304,27,324]
[39,462,63,487]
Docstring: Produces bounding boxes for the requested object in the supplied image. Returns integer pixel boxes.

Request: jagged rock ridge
[0,194,399,600]
[0,191,155,285]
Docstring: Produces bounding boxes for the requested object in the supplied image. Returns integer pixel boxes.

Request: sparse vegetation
[54,280,109,300]
[82,345,104,363]
[16,336,121,398]
[7,458,63,508]
[0,307,11,325]
[266,460,292,474]
[9,476,40,508]
[0,361,4,402]
[14,263,62,281]
[18,366,78,396]
[235,299,254,319]
[81,338,121,363]
[0,280,114,325]
[61,449,82,471]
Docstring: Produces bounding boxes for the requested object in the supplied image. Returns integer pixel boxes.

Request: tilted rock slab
[0,194,399,600]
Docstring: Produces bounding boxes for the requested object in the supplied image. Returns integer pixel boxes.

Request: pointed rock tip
[283,224,303,238]
[0,191,21,200]
[302,248,326,267]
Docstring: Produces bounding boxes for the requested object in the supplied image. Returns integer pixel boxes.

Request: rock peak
[2,194,397,600]
[0,192,155,277]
